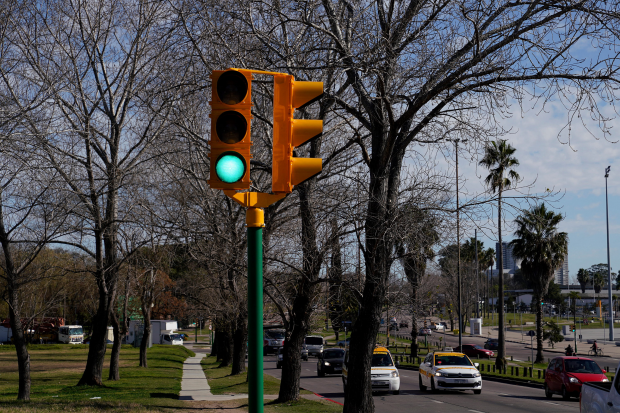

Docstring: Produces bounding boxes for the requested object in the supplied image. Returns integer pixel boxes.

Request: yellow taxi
[342,345,401,395]
[418,350,482,394]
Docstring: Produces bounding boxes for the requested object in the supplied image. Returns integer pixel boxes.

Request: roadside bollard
[538,370,541,379]
[515,367,518,376]
[543,369,546,377]
[493,365,496,373]
[511,356,513,361]
[529,367,532,377]
[511,366,514,376]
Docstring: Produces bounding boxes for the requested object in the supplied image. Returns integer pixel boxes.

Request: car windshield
[473,345,483,350]
[266,331,285,339]
[324,349,345,359]
[371,353,393,367]
[564,359,603,374]
[305,337,323,345]
[69,328,83,335]
[169,334,182,340]
[434,355,473,366]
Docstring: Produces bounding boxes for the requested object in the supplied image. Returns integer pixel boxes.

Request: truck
[579,362,615,412]
[127,320,183,346]
[58,325,84,344]
[263,328,285,355]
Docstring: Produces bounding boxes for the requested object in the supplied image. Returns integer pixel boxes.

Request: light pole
[475,229,480,319]
[606,165,614,341]
[449,138,468,349]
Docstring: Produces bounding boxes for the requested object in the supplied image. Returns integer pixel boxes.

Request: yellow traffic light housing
[272,74,323,193]
[209,70,253,190]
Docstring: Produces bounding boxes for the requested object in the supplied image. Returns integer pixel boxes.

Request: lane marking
[469,410,484,413]
[432,400,444,403]
[544,401,560,406]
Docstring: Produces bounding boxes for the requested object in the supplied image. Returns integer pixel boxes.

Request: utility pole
[449,138,467,348]
[475,229,479,319]
[605,166,614,341]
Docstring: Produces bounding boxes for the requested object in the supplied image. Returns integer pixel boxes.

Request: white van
[303,335,325,357]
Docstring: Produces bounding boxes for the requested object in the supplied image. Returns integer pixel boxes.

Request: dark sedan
[317,348,345,377]
[484,338,499,350]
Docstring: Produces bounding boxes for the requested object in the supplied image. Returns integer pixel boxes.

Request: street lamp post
[449,138,468,349]
[606,165,614,341]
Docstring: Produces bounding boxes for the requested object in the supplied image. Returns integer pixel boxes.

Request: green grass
[0,344,195,412]
[264,398,341,412]
[201,355,310,395]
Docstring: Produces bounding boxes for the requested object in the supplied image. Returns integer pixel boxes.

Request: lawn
[0,344,193,412]
[201,355,287,395]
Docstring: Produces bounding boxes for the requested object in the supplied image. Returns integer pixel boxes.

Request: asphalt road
[264,355,580,412]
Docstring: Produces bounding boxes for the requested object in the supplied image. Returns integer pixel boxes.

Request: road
[264,355,580,413]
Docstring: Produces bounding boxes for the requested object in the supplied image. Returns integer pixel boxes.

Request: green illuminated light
[216,153,246,183]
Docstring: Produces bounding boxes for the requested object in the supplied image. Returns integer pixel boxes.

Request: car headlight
[391,370,399,378]
[569,377,580,383]
[324,362,331,366]
[435,371,444,377]
[473,372,481,377]
[603,379,609,382]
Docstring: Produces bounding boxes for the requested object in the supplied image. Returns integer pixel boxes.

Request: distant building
[554,259,569,287]
[495,242,521,273]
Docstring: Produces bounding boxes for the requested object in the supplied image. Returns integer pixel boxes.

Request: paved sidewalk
[179,353,249,401]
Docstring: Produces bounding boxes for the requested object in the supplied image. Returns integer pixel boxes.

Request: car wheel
[562,386,570,400]
[431,378,437,393]
[263,348,268,356]
[419,375,427,391]
[393,390,400,395]
[544,383,552,399]
[318,368,325,377]
[276,362,281,369]
[473,389,482,395]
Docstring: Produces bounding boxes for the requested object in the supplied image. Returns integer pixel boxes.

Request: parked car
[399,321,409,328]
[418,350,482,394]
[418,328,432,336]
[430,322,445,331]
[483,338,499,350]
[337,337,351,347]
[317,348,345,377]
[544,356,608,399]
[581,360,618,412]
[454,344,494,358]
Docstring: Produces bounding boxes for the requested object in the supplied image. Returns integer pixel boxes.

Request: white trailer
[127,320,183,346]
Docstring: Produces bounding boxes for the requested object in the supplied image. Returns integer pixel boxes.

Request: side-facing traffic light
[272,74,323,193]
[571,325,575,332]
[209,70,253,190]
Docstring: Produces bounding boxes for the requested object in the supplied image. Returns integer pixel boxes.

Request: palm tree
[510,204,568,364]
[479,139,520,369]
[481,248,495,318]
[577,268,590,294]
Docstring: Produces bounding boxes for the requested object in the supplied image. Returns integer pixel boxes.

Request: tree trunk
[231,311,248,375]
[78,282,113,386]
[496,193,506,370]
[8,291,31,400]
[211,329,218,357]
[278,327,305,401]
[218,323,233,367]
[535,297,544,363]
[108,310,121,380]
[140,307,152,368]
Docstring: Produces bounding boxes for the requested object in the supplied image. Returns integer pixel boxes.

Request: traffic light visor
[216,111,248,143]
[215,152,247,183]
[217,71,249,105]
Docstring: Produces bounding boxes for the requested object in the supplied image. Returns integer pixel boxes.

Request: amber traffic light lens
[216,111,248,144]
[217,71,249,105]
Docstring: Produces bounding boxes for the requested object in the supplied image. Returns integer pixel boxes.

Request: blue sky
[453,98,620,282]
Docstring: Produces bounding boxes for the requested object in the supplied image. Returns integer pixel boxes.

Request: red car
[544,356,609,399]
[454,344,494,358]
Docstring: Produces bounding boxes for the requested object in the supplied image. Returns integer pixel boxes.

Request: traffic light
[571,324,575,332]
[272,74,323,193]
[209,69,253,190]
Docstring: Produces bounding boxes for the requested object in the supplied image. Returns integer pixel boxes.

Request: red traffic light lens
[217,71,249,105]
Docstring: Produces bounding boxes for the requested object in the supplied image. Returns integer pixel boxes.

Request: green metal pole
[248,209,264,413]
